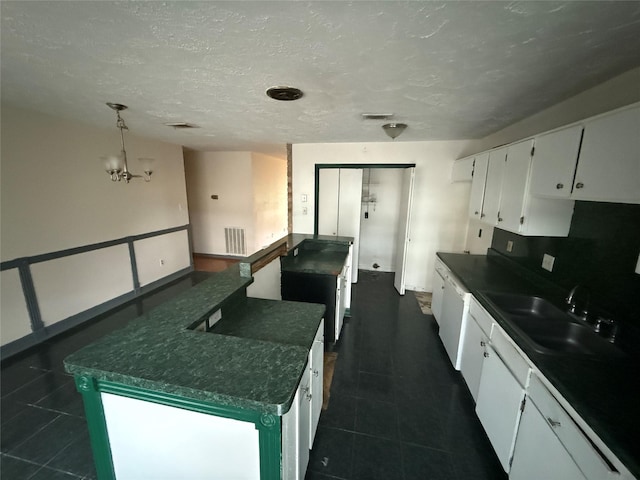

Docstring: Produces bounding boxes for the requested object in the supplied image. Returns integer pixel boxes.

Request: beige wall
[184,150,287,256]
[251,152,288,252]
[292,141,473,292]
[184,151,254,255]
[1,105,191,346]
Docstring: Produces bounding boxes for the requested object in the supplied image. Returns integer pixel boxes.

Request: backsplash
[491,202,640,324]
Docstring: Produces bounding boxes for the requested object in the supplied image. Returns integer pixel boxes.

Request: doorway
[314,164,415,294]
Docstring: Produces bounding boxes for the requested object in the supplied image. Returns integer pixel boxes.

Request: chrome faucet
[566,285,589,321]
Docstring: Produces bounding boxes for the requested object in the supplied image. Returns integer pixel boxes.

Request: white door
[475,345,525,473]
[459,314,487,402]
[337,169,364,283]
[318,169,340,235]
[528,124,583,199]
[499,140,533,233]
[573,104,640,203]
[469,153,489,220]
[481,147,508,226]
[510,399,587,480]
[393,167,415,295]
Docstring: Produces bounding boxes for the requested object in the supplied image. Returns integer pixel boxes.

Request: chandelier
[102,103,153,183]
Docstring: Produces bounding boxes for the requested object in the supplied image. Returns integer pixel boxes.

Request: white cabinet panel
[498,140,533,233]
[459,313,488,402]
[452,156,474,182]
[574,104,640,203]
[469,153,489,221]
[529,125,583,199]
[475,345,525,473]
[309,321,324,446]
[438,275,469,370]
[432,266,446,324]
[481,148,508,226]
[510,396,587,480]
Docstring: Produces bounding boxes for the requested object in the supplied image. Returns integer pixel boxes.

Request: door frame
[313,163,415,235]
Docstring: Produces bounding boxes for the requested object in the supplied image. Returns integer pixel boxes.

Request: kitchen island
[65,263,326,480]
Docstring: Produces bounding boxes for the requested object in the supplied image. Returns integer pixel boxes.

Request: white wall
[292,141,472,292]
[461,67,640,252]
[1,105,190,346]
[184,151,254,255]
[251,152,288,252]
[359,168,403,272]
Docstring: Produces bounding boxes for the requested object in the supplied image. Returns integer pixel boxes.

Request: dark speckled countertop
[437,252,640,478]
[64,264,325,416]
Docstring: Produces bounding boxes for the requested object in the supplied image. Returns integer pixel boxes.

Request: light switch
[301,194,308,203]
[542,254,555,272]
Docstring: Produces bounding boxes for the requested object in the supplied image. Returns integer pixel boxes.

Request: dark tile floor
[1,269,505,480]
[307,271,506,480]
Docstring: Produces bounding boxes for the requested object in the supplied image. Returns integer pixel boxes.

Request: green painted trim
[313,164,417,234]
[78,377,284,479]
[75,376,116,480]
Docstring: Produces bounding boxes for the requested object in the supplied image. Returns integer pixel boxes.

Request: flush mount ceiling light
[382,122,408,140]
[362,113,394,120]
[266,86,304,101]
[101,103,153,183]
[164,122,199,129]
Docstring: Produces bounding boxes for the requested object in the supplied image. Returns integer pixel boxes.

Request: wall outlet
[159,258,165,266]
[301,194,308,203]
[542,254,555,272]
[208,309,222,328]
[293,248,299,257]
[635,252,640,274]
[506,240,514,253]
[302,207,308,215]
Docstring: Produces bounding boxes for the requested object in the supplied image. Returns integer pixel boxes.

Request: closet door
[337,169,363,283]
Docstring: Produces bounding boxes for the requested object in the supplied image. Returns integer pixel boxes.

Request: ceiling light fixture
[362,113,394,120]
[102,103,153,183]
[266,86,304,101]
[382,123,408,140]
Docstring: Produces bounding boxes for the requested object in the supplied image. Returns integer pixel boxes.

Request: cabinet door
[475,345,525,473]
[452,156,474,182]
[459,314,487,402]
[298,367,311,479]
[481,148,508,226]
[438,277,465,370]
[510,399,586,480]
[469,153,489,220]
[309,323,324,446]
[431,268,446,324]
[498,140,533,233]
[574,105,640,203]
[529,125,583,199]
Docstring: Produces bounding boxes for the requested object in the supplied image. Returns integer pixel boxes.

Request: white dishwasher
[438,271,471,370]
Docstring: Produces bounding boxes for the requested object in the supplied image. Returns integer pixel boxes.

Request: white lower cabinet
[510,391,586,479]
[475,327,530,473]
[432,259,448,324]
[459,312,488,402]
[282,320,324,479]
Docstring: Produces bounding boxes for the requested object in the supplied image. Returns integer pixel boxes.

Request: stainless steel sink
[483,292,624,358]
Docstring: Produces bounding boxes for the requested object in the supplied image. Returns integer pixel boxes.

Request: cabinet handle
[498,217,503,222]
[480,341,486,347]
[474,211,479,215]
[483,352,490,358]
[480,213,485,218]
[306,392,313,401]
[313,370,319,377]
[556,183,564,189]
[575,182,584,189]
[547,418,561,428]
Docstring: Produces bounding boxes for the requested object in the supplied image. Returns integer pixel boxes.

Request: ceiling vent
[164,122,199,129]
[361,113,394,120]
[266,86,304,101]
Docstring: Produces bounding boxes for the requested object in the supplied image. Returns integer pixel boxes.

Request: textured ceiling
[2,1,640,156]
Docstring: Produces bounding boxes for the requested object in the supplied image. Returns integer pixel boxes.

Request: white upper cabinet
[452,156,474,182]
[481,147,508,225]
[529,125,583,199]
[498,140,534,232]
[573,104,640,203]
[469,153,489,221]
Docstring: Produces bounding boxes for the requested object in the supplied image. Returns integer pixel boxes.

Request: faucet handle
[594,317,616,339]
